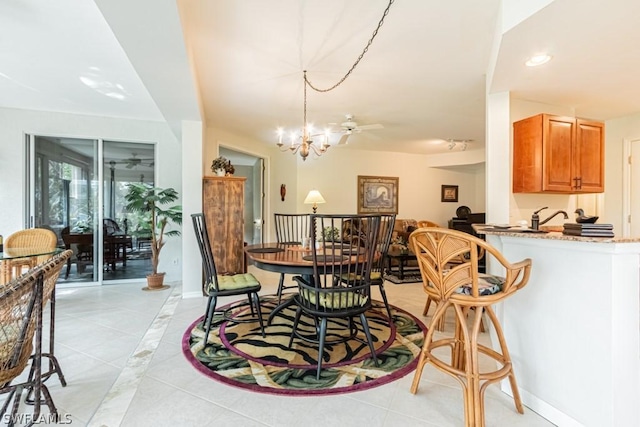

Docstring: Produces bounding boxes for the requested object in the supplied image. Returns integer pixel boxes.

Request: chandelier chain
[304,0,394,93]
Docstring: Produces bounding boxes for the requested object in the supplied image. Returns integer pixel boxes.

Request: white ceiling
[2,0,640,157]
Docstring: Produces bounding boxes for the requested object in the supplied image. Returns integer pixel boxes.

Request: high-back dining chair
[408,228,531,426]
[288,214,381,380]
[0,250,71,424]
[192,213,265,346]
[370,214,396,319]
[273,213,311,302]
[4,228,58,280]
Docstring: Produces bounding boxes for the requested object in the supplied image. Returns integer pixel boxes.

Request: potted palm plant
[124,183,182,289]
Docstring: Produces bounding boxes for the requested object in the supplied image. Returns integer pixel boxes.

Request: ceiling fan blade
[338,134,351,145]
[356,123,384,131]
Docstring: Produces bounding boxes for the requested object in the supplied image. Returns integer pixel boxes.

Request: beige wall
[604,112,640,234]
[205,126,487,236]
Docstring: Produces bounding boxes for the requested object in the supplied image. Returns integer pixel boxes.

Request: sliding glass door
[27,135,100,284]
[26,135,155,284]
[102,140,155,281]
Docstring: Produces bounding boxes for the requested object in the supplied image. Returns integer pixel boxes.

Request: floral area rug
[383,270,423,284]
[182,295,426,396]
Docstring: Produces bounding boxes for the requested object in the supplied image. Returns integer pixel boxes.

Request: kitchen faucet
[531,207,569,230]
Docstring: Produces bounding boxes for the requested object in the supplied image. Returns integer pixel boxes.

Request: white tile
[39,277,555,427]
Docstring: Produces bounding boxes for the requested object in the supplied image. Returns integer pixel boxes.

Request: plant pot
[215,169,225,176]
[146,272,166,289]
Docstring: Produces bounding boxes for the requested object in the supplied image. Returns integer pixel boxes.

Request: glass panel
[103,141,155,281]
[33,136,99,284]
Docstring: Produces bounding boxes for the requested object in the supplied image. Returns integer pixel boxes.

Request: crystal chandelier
[276,71,331,161]
[275,0,395,161]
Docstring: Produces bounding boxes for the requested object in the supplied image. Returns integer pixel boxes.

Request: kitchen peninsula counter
[473,226,640,426]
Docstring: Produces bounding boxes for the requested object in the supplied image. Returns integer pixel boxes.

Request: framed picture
[441,185,458,202]
[357,175,399,214]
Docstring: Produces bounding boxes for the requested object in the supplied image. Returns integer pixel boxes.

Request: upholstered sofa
[388,219,441,267]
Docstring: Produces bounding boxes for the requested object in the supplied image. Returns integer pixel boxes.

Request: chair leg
[423,296,446,331]
[377,283,393,320]
[485,306,524,414]
[422,296,432,316]
[411,300,450,394]
[277,273,286,304]
[64,259,71,279]
[247,293,256,316]
[251,292,265,337]
[288,306,303,348]
[203,295,217,345]
[359,313,378,366]
[316,317,328,380]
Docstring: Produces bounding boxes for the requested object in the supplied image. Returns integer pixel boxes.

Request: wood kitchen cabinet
[202,176,246,279]
[513,113,604,193]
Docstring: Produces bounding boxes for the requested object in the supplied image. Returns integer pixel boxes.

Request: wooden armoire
[202,176,246,276]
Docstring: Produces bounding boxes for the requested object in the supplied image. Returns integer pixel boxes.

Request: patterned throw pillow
[455,274,504,296]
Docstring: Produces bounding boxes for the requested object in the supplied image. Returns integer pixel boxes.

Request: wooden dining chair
[370,214,396,319]
[192,213,265,346]
[409,228,531,426]
[4,228,58,280]
[0,250,71,424]
[273,213,310,303]
[338,214,396,319]
[288,214,382,379]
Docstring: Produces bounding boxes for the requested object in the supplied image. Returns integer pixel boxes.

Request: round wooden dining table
[244,241,373,324]
[245,242,316,275]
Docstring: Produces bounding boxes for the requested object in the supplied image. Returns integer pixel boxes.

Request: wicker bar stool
[0,250,71,425]
[409,228,531,426]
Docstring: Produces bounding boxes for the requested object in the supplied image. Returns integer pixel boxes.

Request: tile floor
[6,267,555,426]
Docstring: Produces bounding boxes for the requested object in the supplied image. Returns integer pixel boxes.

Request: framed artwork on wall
[441,185,458,202]
[357,175,399,214]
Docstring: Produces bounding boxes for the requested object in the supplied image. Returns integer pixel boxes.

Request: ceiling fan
[335,114,384,145]
[108,153,154,169]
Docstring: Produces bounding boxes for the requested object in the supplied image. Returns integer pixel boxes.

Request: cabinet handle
[577,177,582,189]
[573,177,579,189]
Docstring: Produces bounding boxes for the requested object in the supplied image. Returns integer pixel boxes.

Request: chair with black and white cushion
[191,213,265,346]
[288,214,382,379]
[409,227,531,426]
[273,213,311,303]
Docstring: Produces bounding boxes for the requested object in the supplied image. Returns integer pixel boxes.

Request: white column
[182,120,204,298]
[485,91,511,225]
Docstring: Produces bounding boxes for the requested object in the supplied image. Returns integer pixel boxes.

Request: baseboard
[501,382,584,427]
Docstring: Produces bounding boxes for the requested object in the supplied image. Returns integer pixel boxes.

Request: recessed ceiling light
[525,54,552,67]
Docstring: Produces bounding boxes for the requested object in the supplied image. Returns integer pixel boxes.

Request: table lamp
[304,190,325,214]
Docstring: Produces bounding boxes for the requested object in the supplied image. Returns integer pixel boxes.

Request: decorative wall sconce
[280,184,286,201]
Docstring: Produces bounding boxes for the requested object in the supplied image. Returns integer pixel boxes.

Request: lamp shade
[304,190,326,205]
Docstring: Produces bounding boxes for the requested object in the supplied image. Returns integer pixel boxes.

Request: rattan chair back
[409,227,530,305]
[4,229,58,278]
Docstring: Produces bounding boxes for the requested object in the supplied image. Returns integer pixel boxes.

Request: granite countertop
[472,224,640,243]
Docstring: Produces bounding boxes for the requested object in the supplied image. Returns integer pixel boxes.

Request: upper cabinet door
[575,119,604,193]
[513,114,604,194]
[543,115,575,192]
